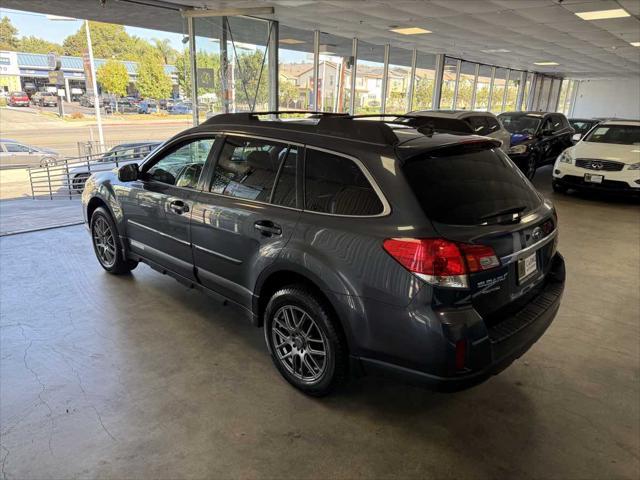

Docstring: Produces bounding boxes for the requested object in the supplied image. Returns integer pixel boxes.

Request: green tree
[97,59,129,112]
[0,16,18,51]
[136,54,172,107]
[234,50,269,111]
[63,22,143,61]
[413,76,434,110]
[175,49,221,103]
[279,77,299,108]
[153,38,177,65]
[19,36,64,55]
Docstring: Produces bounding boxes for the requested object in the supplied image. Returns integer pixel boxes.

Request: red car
[8,92,29,107]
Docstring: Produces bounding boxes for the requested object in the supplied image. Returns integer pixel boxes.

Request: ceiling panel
[3,0,639,77]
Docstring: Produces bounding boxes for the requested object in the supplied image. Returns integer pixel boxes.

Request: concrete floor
[1,167,639,479]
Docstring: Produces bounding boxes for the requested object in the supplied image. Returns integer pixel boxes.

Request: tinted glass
[583,125,640,145]
[550,115,564,131]
[305,149,383,216]
[403,147,542,225]
[272,148,297,208]
[486,116,501,133]
[467,116,488,135]
[211,137,287,202]
[145,138,214,188]
[499,113,542,134]
[569,120,596,135]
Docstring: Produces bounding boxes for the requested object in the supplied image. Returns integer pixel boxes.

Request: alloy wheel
[271,305,328,382]
[92,216,116,268]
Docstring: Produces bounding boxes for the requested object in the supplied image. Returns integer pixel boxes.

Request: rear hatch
[401,141,558,318]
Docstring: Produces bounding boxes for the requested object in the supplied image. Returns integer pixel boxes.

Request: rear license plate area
[517,252,538,284]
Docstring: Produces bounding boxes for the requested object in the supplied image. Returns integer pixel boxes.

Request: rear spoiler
[402,137,503,163]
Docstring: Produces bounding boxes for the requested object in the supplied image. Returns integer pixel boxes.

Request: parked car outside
[69,141,162,191]
[569,118,601,143]
[8,92,29,107]
[138,100,159,114]
[81,112,565,396]
[0,139,60,168]
[406,110,511,153]
[552,120,640,195]
[104,99,138,114]
[38,92,58,107]
[168,102,193,115]
[79,95,104,108]
[159,98,175,110]
[498,111,574,179]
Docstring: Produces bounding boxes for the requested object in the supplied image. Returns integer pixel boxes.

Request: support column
[349,38,358,115]
[487,66,496,112]
[220,17,230,114]
[451,58,461,109]
[500,69,511,112]
[380,44,390,114]
[64,77,71,103]
[515,71,526,111]
[312,30,320,111]
[432,54,444,110]
[187,16,199,125]
[268,20,278,112]
[406,48,417,112]
[470,63,479,110]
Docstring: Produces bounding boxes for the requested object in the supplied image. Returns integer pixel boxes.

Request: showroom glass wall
[185,16,576,125]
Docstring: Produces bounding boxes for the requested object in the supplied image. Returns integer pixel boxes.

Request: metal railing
[28,142,159,199]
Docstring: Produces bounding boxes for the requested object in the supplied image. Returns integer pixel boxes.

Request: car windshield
[582,125,640,145]
[569,120,596,135]
[499,114,542,135]
[403,146,542,225]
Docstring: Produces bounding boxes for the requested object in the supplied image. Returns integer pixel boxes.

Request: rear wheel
[525,154,537,180]
[264,287,348,396]
[40,156,57,168]
[90,206,138,274]
[72,173,90,192]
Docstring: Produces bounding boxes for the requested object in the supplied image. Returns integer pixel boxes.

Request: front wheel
[90,207,138,274]
[40,156,57,168]
[264,287,348,396]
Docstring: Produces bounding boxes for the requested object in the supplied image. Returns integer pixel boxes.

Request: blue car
[169,102,193,115]
[138,100,159,114]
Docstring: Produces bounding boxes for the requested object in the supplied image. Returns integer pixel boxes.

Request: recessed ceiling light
[575,9,630,21]
[481,48,511,53]
[631,42,640,47]
[534,61,560,66]
[279,38,305,45]
[389,27,431,35]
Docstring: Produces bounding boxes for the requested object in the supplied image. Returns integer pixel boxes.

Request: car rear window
[403,146,542,225]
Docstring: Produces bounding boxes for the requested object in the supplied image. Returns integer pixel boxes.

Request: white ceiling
[4,0,640,77]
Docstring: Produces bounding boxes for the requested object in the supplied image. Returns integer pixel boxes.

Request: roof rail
[203,111,400,146]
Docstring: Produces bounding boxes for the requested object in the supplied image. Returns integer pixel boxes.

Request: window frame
[208,134,298,207]
[302,145,391,218]
[197,132,305,212]
[138,134,219,191]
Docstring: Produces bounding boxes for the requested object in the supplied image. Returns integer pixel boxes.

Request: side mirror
[118,163,139,182]
[572,133,582,142]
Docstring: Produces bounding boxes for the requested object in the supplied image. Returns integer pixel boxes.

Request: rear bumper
[359,253,565,391]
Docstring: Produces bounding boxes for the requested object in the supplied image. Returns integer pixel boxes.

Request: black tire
[72,173,90,193]
[552,182,568,194]
[90,206,138,274]
[525,154,538,180]
[264,287,348,396]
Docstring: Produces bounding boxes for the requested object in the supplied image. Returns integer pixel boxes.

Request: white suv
[552,120,640,195]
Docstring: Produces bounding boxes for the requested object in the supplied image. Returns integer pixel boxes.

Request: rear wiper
[479,205,527,222]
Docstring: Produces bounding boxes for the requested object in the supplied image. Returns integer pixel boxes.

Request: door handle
[169,199,189,215]
[254,220,282,236]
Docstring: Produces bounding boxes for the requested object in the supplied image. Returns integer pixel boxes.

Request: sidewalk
[0,198,83,236]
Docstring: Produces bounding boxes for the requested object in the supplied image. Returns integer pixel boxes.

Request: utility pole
[85,20,104,150]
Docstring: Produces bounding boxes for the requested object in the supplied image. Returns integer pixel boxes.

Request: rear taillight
[382,238,500,289]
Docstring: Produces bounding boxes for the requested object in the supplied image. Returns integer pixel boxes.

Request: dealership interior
[1,1,639,479]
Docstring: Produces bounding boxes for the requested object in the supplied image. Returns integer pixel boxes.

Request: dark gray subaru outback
[82,112,565,396]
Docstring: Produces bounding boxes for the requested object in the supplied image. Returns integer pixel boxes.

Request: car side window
[305,149,383,216]
[467,116,488,135]
[550,115,563,132]
[145,138,214,188]
[486,116,501,133]
[4,143,30,153]
[210,136,290,203]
